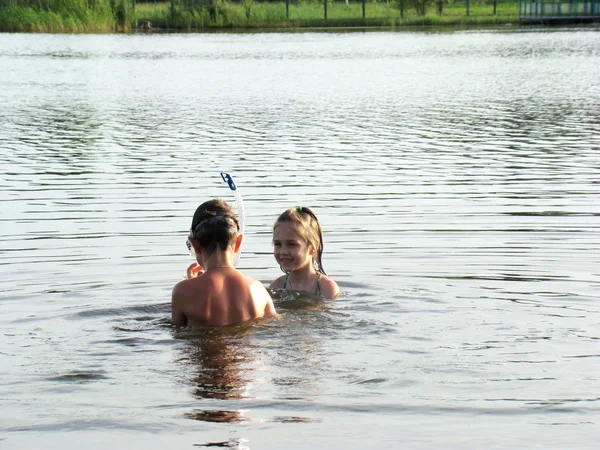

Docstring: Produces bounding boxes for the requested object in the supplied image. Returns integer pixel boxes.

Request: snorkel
[220,172,245,266]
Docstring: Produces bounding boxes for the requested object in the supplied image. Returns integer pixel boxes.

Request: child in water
[269,206,340,299]
[172,199,277,327]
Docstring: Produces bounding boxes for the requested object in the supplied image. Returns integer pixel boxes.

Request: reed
[0,0,135,32]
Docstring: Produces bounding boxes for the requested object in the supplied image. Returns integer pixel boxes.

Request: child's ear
[190,237,201,253]
[234,234,243,253]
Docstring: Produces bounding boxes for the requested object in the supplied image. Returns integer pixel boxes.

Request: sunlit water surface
[1,29,599,449]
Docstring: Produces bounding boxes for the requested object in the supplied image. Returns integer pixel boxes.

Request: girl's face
[273,222,315,273]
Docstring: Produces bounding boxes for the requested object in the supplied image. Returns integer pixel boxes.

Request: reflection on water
[173,295,333,424]
[184,409,249,424]
[194,438,251,449]
[0,29,599,449]
[175,327,252,402]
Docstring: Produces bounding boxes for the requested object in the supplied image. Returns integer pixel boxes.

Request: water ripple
[1,30,599,448]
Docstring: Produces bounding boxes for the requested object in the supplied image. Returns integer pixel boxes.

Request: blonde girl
[269,206,340,299]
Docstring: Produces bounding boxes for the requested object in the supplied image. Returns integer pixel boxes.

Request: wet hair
[190,199,239,256]
[273,206,327,275]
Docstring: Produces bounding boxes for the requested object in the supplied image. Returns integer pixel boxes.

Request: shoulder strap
[283,273,289,289]
[314,273,323,296]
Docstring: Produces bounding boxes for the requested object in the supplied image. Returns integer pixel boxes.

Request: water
[1,29,599,449]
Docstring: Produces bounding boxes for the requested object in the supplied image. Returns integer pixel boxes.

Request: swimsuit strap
[283,273,322,296]
[283,273,289,290]
[314,272,323,296]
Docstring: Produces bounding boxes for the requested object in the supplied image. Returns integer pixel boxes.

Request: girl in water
[269,206,340,299]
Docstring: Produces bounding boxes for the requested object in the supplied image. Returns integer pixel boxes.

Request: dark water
[1,29,599,449]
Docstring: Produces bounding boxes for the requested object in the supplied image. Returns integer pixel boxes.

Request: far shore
[2,1,599,34]
[1,1,521,33]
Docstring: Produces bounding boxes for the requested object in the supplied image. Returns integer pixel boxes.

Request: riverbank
[1,1,519,33]
[135,3,518,31]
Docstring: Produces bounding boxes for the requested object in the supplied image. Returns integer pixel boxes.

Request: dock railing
[520,1,600,18]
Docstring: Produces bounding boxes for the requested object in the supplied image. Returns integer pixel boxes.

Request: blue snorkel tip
[220,172,237,191]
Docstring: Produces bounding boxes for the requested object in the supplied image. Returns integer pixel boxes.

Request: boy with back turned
[171,199,276,327]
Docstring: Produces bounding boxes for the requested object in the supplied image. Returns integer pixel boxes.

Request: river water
[1,29,599,449]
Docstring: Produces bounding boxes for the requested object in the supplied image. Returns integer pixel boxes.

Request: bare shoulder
[269,275,286,290]
[320,275,341,299]
[249,277,269,295]
[248,277,277,317]
[234,272,270,300]
[244,278,277,317]
[172,277,209,308]
[172,278,192,301]
[171,278,196,326]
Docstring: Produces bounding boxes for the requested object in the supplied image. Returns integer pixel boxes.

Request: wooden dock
[520,1,600,24]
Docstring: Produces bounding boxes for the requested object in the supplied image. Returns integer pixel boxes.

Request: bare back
[172,268,276,327]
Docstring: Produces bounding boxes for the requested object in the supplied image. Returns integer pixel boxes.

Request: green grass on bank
[0,0,520,32]
[136,1,519,30]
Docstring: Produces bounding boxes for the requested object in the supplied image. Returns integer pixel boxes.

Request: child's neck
[286,264,320,293]
[201,252,235,271]
[288,264,318,283]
